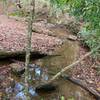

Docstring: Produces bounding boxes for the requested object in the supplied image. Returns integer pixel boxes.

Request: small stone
[67,35,77,41]
[42,74,49,82]
[29,87,38,96]
[77,75,80,78]
[34,66,42,80]
[6,87,13,94]
[88,80,94,84]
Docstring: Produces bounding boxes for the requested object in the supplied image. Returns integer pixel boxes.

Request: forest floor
[72,43,100,94]
[0,14,100,99]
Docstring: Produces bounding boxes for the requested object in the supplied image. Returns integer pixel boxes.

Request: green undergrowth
[9,10,29,17]
[78,26,100,58]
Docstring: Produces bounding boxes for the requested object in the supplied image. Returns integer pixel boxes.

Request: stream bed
[0,40,95,100]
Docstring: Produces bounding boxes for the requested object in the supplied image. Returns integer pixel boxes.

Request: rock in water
[32,64,43,80]
[14,83,24,93]
[29,87,38,96]
[15,91,27,100]
[10,63,25,76]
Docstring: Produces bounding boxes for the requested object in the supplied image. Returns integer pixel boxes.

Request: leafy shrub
[64,0,100,58]
[78,27,100,58]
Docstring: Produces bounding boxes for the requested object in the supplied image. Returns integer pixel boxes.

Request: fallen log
[61,75,100,99]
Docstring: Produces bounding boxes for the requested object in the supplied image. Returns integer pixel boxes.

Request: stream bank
[0,37,96,100]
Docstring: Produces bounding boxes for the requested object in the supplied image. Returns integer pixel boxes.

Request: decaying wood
[61,75,100,99]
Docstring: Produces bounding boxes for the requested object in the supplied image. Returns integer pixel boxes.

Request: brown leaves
[0,15,62,54]
[72,46,100,93]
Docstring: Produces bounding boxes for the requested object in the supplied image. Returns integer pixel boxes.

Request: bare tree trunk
[24,0,35,98]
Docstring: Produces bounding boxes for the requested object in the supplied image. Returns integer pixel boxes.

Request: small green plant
[10,11,29,17]
[9,11,25,17]
[60,95,65,100]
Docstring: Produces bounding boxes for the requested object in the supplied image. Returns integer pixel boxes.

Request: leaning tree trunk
[24,0,35,98]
